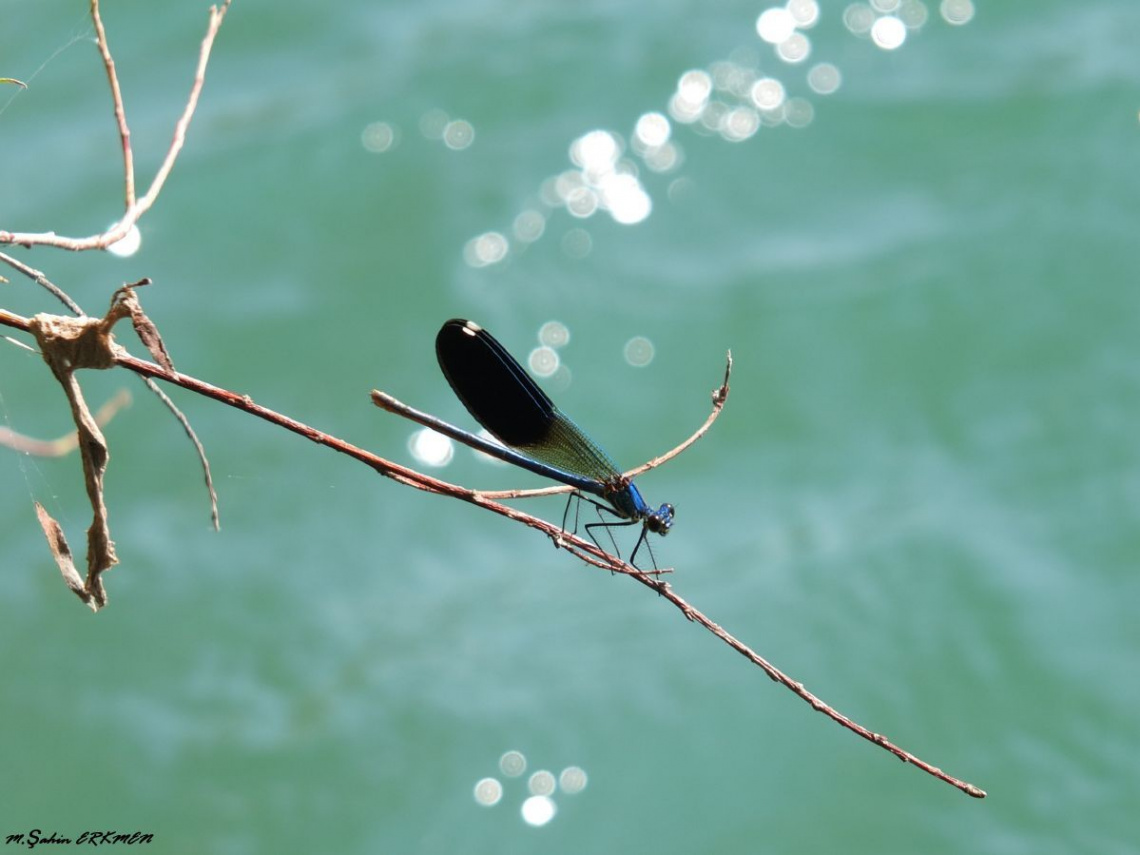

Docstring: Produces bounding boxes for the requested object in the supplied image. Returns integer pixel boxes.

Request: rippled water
[2,1,1137,852]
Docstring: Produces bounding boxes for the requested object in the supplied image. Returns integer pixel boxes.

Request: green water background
[1,1,1137,852]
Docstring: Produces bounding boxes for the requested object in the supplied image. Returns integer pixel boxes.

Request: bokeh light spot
[871,15,907,49]
[562,228,592,259]
[899,0,929,28]
[787,0,820,27]
[624,336,655,367]
[670,70,713,124]
[721,107,760,142]
[750,77,787,110]
[538,321,571,349]
[643,141,682,173]
[756,7,797,44]
[599,173,652,224]
[565,186,599,219]
[499,750,527,777]
[940,0,974,24]
[776,32,811,64]
[843,3,876,34]
[528,346,560,378]
[807,62,842,95]
[570,129,621,170]
[473,778,503,807]
[361,121,398,153]
[443,119,475,150]
[528,770,557,796]
[521,796,557,827]
[512,209,546,243]
[559,766,588,794]
[784,97,815,128]
[463,231,509,267]
[408,429,452,467]
[106,224,141,258]
[634,111,672,148]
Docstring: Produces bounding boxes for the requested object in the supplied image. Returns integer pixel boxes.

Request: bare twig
[4,301,987,797]
[90,0,134,208]
[3,305,986,795]
[0,0,232,251]
[0,250,84,314]
[628,350,732,477]
[139,376,220,530]
[0,388,131,456]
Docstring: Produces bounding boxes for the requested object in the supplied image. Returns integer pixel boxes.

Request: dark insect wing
[435,319,625,483]
[436,319,555,447]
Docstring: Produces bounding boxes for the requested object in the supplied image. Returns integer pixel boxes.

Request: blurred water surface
[2,1,1138,852]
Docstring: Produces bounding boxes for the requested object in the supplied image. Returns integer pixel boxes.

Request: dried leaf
[34,502,96,610]
[112,285,175,373]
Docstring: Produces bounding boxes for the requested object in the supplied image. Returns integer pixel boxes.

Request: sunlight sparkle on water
[521,796,557,827]
[634,111,671,148]
[598,172,652,224]
[570,129,620,172]
[457,1,974,268]
[756,7,797,44]
[669,69,713,124]
[474,751,588,826]
[871,15,907,49]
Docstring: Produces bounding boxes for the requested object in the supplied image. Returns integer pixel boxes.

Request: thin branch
[1,301,986,797]
[628,350,732,477]
[0,389,131,456]
[139,376,219,530]
[90,0,134,208]
[0,250,84,314]
[136,0,231,218]
[0,0,231,251]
